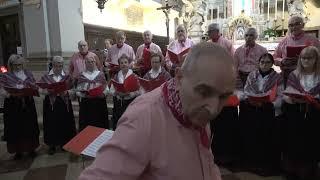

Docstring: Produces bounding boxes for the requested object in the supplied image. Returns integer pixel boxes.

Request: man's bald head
[143,30,153,44]
[176,42,236,127]
[176,25,187,42]
[78,40,88,54]
[288,16,305,36]
[181,42,235,77]
[245,27,258,46]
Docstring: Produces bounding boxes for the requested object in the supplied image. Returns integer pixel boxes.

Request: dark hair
[116,31,125,38]
[150,52,164,62]
[258,53,274,64]
[117,54,131,64]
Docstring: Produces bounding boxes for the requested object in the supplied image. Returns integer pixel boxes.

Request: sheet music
[81,130,114,157]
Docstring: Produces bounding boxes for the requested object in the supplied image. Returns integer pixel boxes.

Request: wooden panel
[84,24,168,56]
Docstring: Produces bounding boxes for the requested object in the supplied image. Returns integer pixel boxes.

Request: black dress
[2,71,39,154]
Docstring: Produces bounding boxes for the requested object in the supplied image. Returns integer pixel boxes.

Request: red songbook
[138,77,166,92]
[167,48,190,64]
[225,95,240,107]
[36,81,69,94]
[88,86,104,97]
[248,83,278,103]
[283,92,320,109]
[108,62,120,73]
[111,74,140,93]
[4,86,39,97]
[63,126,114,157]
[142,48,151,69]
[286,45,307,58]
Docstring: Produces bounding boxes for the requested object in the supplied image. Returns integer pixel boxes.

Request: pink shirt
[165,38,194,66]
[69,52,102,79]
[107,43,136,65]
[274,33,320,60]
[136,42,162,61]
[234,43,268,73]
[79,87,221,180]
[208,36,235,56]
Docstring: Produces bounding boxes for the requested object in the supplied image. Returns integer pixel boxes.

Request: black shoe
[28,151,37,158]
[13,153,23,160]
[48,146,56,155]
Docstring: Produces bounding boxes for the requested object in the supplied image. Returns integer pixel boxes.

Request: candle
[267,0,270,21]
[275,0,278,19]
[282,0,285,19]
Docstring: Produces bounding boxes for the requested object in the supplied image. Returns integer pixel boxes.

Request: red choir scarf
[162,79,210,149]
[211,35,220,42]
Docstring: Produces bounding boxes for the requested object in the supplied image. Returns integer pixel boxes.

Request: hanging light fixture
[96,0,107,12]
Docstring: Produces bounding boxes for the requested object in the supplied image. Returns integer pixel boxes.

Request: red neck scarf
[144,42,151,49]
[211,35,220,42]
[162,79,210,149]
[291,32,304,41]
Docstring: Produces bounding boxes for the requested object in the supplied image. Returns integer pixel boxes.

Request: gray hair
[7,54,24,71]
[246,27,258,37]
[176,25,186,33]
[289,16,304,24]
[52,56,64,64]
[207,23,220,32]
[182,42,234,75]
[142,30,152,37]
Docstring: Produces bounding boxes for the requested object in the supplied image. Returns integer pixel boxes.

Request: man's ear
[175,67,183,90]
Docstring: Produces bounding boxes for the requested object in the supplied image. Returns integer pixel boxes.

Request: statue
[287,0,309,20]
[178,0,206,43]
[179,0,194,32]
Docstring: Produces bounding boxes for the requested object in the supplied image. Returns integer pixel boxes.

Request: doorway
[0,14,21,66]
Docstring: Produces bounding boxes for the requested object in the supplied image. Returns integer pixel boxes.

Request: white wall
[58,0,84,54]
[82,0,179,38]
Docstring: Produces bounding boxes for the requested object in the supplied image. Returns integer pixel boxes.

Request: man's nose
[205,96,221,115]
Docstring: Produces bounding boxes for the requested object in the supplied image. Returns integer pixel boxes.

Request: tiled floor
[0,141,286,180]
[0,102,286,180]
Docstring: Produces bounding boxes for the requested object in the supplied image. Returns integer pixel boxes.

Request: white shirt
[149,67,162,79]
[300,73,319,92]
[48,69,65,82]
[14,70,27,81]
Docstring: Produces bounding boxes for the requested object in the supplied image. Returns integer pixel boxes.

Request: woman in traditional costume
[110,54,141,129]
[143,52,171,81]
[38,56,76,155]
[76,56,109,131]
[239,53,283,173]
[282,46,320,180]
[0,54,39,160]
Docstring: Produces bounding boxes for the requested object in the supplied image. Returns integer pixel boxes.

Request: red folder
[63,126,105,155]
[36,81,69,94]
[142,48,151,69]
[138,77,166,92]
[225,95,240,107]
[167,48,190,64]
[286,45,307,58]
[81,85,105,97]
[111,74,139,93]
[283,92,320,109]
[4,86,39,97]
[248,83,277,103]
[108,62,120,73]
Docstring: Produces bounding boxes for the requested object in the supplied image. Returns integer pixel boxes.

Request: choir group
[0,15,320,180]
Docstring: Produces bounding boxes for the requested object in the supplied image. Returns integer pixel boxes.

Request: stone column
[22,0,84,72]
[187,0,206,43]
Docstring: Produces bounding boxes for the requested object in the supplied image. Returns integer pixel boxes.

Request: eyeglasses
[245,34,255,37]
[177,30,185,33]
[288,22,303,27]
[260,61,272,64]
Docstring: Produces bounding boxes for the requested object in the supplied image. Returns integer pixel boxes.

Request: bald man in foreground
[78,43,236,180]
